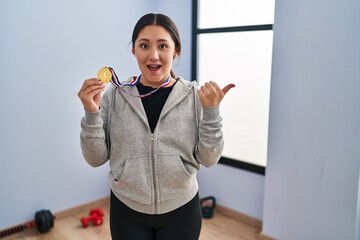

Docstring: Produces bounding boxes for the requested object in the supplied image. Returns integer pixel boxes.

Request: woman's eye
[159,44,167,49]
[140,44,149,49]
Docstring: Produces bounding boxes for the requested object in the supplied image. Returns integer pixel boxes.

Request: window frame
[192,0,273,175]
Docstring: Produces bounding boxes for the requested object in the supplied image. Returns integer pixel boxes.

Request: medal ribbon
[108,67,171,98]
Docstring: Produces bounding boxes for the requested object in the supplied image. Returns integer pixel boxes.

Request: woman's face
[132,25,177,88]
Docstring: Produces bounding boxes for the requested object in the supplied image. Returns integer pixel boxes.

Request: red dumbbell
[80,208,104,228]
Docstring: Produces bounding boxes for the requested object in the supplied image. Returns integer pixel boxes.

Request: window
[192,0,275,174]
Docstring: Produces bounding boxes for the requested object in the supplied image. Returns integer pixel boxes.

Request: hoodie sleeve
[193,85,224,168]
[79,86,114,167]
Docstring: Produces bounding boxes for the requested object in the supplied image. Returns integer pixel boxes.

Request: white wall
[262,0,360,239]
[0,0,157,229]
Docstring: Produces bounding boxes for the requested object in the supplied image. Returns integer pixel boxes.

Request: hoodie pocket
[157,155,193,202]
[112,156,152,205]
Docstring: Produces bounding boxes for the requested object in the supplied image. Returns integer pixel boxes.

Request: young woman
[78,13,234,240]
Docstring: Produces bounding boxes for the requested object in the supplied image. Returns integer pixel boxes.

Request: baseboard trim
[54,196,110,219]
[214,205,277,239]
[215,204,262,230]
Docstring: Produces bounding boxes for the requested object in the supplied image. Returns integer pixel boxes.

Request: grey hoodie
[80,77,224,214]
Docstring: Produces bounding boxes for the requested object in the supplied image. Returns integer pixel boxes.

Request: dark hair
[132,13,181,77]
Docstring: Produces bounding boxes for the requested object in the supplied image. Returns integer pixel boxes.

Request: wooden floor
[2,198,262,240]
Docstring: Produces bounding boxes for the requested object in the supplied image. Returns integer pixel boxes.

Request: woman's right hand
[78,78,105,112]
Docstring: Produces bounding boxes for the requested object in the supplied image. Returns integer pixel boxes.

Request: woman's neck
[140,76,176,88]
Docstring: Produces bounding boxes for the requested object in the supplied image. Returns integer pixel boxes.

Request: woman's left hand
[198,81,235,107]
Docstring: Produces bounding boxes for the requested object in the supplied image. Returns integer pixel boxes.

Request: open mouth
[147,64,161,71]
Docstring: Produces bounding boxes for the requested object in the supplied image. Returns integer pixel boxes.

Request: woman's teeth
[148,65,161,71]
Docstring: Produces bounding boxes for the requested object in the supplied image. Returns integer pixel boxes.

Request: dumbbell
[80,208,104,228]
[0,209,55,238]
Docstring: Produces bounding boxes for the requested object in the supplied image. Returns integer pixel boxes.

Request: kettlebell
[200,196,216,219]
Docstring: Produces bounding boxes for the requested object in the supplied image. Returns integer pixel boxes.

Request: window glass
[198,0,275,28]
[197,31,273,166]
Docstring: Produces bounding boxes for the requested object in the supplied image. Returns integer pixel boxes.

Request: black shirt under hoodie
[137,80,177,133]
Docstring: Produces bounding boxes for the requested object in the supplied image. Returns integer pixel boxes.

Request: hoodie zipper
[150,133,157,214]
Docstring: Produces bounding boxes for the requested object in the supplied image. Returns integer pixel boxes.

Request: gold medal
[97,67,112,83]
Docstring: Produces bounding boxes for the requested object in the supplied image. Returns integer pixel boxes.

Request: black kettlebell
[200,196,216,219]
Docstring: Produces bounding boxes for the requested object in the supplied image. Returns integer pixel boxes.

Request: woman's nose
[149,48,159,61]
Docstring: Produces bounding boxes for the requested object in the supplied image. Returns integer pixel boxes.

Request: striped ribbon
[108,67,171,98]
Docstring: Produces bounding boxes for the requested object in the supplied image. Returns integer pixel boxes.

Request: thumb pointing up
[222,84,236,95]
[198,81,235,107]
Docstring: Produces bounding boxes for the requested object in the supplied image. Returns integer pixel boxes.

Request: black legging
[110,191,202,240]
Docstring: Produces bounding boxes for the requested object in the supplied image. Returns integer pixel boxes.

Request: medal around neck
[97,67,112,83]
[98,66,171,98]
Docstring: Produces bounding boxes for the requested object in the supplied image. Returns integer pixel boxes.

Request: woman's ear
[132,48,135,56]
